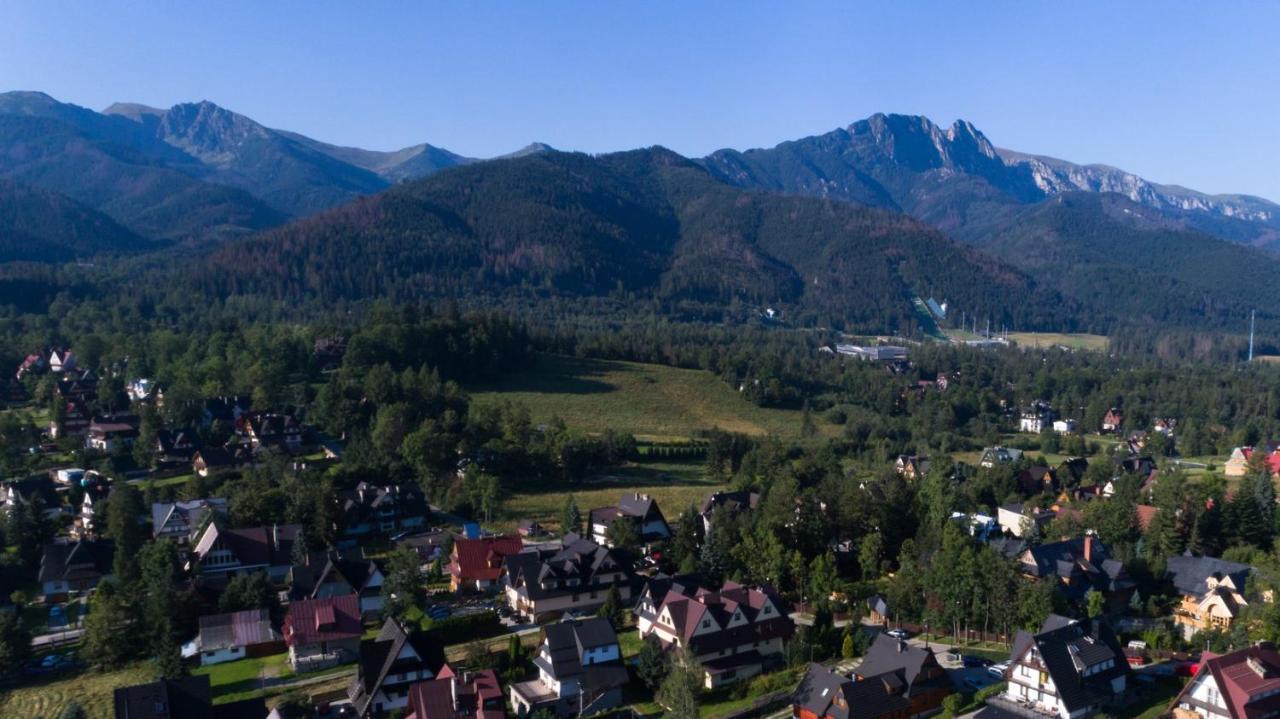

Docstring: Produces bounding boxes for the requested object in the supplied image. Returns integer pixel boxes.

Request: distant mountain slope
[702,113,1280,250]
[276,131,476,183]
[0,179,153,261]
[195,148,1074,333]
[0,110,284,242]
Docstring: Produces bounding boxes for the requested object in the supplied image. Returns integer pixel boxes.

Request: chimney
[1083,534,1094,563]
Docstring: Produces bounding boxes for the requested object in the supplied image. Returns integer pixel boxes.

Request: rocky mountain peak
[156,101,271,166]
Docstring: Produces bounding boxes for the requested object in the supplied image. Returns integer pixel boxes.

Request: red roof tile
[448,536,523,583]
[284,594,361,647]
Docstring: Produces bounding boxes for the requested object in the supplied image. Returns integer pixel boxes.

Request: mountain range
[1,91,1278,334]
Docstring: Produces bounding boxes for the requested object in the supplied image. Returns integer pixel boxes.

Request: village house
[1,475,65,519]
[509,618,627,718]
[866,595,891,626]
[1224,445,1280,477]
[289,549,387,617]
[55,372,99,404]
[184,609,283,666]
[152,498,229,543]
[282,593,363,672]
[502,534,634,621]
[1053,419,1079,435]
[347,617,450,718]
[191,445,254,477]
[1169,642,1280,719]
[1020,401,1056,433]
[980,446,1024,468]
[201,395,252,427]
[1017,536,1135,612]
[238,411,307,452]
[406,669,505,719]
[699,489,760,534]
[340,481,429,536]
[1166,555,1261,640]
[997,503,1055,538]
[588,492,671,547]
[75,476,111,538]
[448,535,523,592]
[994,615,1130,719]
[126,378,156,403]
[113,675,266,719]
[792,636,951,719]
[49,400,91,438]
[1154,418,1177,436]
[189,522,301,581]
[15,352,46,379]
[155,428,200,464]
[49,347,76,374]
[518,519,548,538]
[85,415,139,451]
[894,455,930,480]
[39,538,114,600]
[635,576,794,688]
[1101,408,1124,434]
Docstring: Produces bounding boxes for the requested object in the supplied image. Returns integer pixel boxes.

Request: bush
[423,610,501,644]
[942,694,966,718]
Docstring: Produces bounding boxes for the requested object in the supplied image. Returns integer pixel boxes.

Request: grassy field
[500,459,727,532]
[1007,332,1109,351]
[0,663,154,719]
[469,354,815,441]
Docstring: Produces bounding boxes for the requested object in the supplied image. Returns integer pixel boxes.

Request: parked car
[887,628,911,640]
[963,655,992,668]
[988,661,1010,678]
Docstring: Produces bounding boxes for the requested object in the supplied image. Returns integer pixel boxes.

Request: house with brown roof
[699,490,760,534]
[184,608,283,666]
[407,670,505,719]
[39,538,114,600]
[192,445,254,477]
[1017,535,1135,612]
[588,493,670,547]
[113,675,266,719]
[635,577,794,688]
[86,415,139,452]
[448,535,523,592]
[894,455,930,481]
[238,411,307,453]
[348,618,450,717]
[1101,408,1124,434]
[189,522,300,581]
[49,400,91,438]
[283,594,363,672]
[289,549,386,617]
[1170,642,1280,719]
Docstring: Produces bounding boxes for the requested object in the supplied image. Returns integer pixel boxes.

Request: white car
[886,628,911,640]
[988,661,1010,678]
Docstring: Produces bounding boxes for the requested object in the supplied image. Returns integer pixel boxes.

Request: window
[702,620,711,628]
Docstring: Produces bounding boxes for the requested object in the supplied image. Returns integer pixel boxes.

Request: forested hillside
[0,179,154,261]
[194,148,1077,334]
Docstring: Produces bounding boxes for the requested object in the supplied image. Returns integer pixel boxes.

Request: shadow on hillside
[478,355,627,395]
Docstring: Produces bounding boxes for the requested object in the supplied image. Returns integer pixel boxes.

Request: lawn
[500,459,728,532]
[1007,332,1109,351]
[0,662,154,719]
[468,354,816,441]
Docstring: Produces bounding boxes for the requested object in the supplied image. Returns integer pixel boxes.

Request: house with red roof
[283,594,363,672]
[1170,642,1280,719]
[448,535,523,592]
[635,577,794,688]
[407,670,505,719]
[1225,446,1280,478]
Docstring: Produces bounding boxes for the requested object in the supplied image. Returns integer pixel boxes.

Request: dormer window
[702,619,711,628]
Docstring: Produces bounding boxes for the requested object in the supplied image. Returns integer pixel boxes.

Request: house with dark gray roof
[1166,554,1258,639]
[1017,535,1135,611]
[699,490,759,534]
[994,615,1130,719]
[347,618,450,718]
[113,675,266,719]
[184,608,282,666]
[793,636,951,719]
[509,618,626,718]
[502,534,635,621]
[340,482,429,537]
[152,498,228,543]
[588,492,670,546]
[289,549,386,617]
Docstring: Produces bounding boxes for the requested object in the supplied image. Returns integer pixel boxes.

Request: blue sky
[2,2,1277,200]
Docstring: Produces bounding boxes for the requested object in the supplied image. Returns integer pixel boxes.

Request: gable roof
[113,676,214,719]
[151,498,228,536]
[1166,555,1255,598]
[408,670,504,719]
[537,618,627,692]
[192,522,299,569]
[1011,615,1130,714]
[793,662,923,719]
[39,538,114,584]
[350,618,450,716]
[855,634,941,686]
[1177,643,1280,719]
[283,594,362,647]
[198,609,279,652]
[449,535,523,582]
